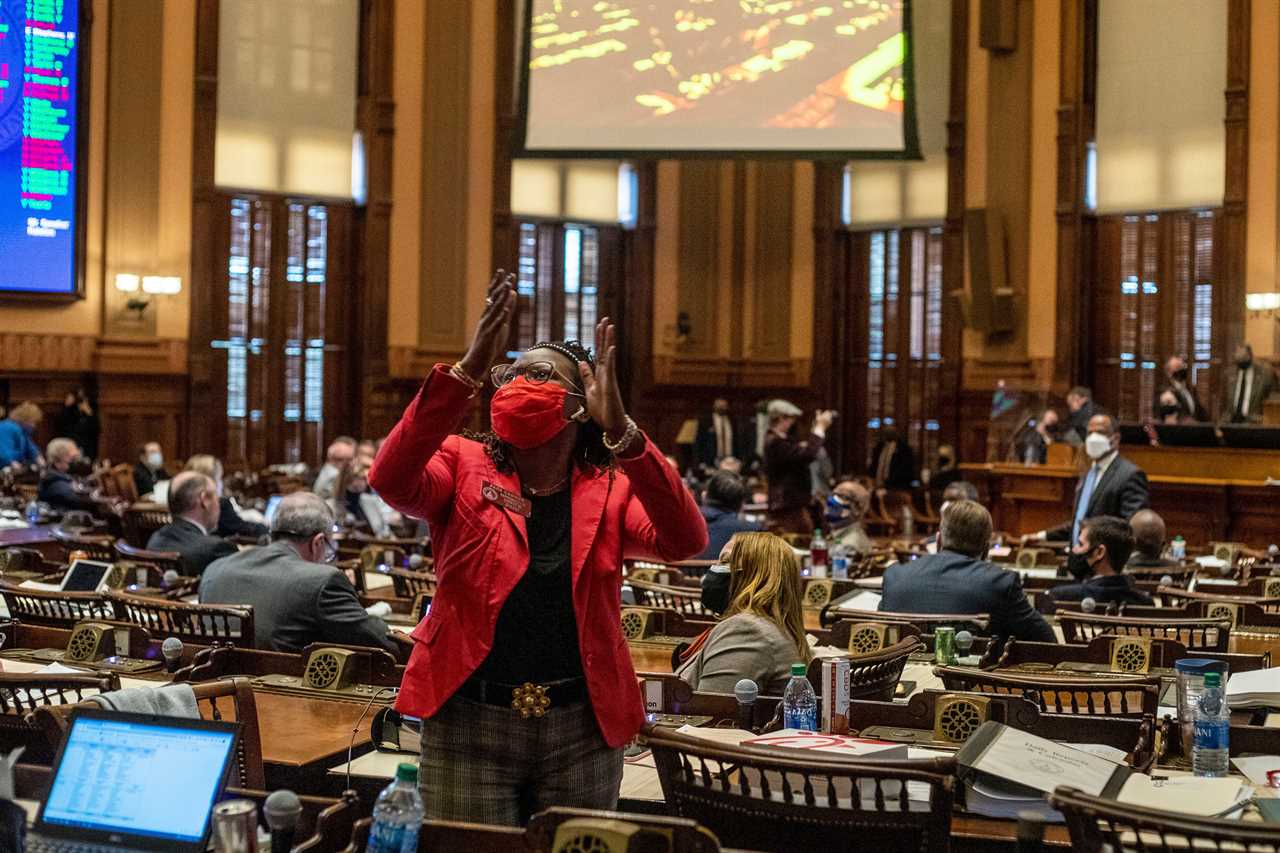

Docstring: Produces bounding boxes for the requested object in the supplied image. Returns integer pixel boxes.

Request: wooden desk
[630,644,676,674]
[0,525,62,561]
[961,462,1280,547]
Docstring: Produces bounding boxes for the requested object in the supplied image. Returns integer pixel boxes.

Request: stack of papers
[834,591,882,612]
[1117,775,1249,819]
[1226,667,1280,709]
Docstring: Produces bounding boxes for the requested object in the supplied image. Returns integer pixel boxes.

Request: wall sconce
[1246,292,1280,320]
[115,273,182,318]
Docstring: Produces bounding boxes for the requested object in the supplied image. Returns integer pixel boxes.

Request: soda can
[934,626,957,666]
[212,799,259,852]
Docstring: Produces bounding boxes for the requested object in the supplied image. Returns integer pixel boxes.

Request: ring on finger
[485,297,494,306]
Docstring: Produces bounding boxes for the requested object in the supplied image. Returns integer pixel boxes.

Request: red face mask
[490,377,577,449]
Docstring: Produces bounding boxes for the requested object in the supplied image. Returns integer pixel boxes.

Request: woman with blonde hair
[676,531,812,694]
[0,402,44,468]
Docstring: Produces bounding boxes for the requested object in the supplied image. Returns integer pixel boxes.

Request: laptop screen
[264,495,283,527]
[40,715,237,844]
[59,559,112,592]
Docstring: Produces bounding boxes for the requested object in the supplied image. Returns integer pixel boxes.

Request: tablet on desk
[59,559,113,593]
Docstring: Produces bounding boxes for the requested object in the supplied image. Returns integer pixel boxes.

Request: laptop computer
[28,708,240,852]
[59,559,114,593]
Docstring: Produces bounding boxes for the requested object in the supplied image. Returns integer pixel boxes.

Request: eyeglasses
[490,361,577,389]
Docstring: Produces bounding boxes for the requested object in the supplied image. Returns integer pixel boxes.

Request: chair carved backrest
[120,506,172,548]
[0,671,120,763]
[0,583,114,627]
[933,666,1159,718]
[527,808,723,853]
[828,620,923,655]
[114,539,185,579]
[645,724,956,852]
[387,566,437,599]
[52,528,115,562]
[360,544,407,576]
[35,676,265,789]
[106,463,140,503]
[627,565,686,586]
[800,638,924,703]
[629,578,710,616]
[1050,786,1280,852]
[822,606,990,635]
[1057,612,1231,651]
[109,590,255,647]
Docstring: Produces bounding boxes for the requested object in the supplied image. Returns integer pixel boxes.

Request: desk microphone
[1080,597,1097,613]
[734,678,758,732]
[162,569,180,589]
[161,637,183,673]
[408,553,424,569]
[955,631,974,656]
[264,789,301,853]
[1160,574,1174,587]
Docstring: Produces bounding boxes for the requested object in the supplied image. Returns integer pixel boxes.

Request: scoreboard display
[0,0,82,297]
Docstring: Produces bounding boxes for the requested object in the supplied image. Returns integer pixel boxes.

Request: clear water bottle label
[784,708,817,731]
[1193,719,1229,750]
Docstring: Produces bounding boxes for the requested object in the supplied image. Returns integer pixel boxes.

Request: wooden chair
[989,634,1270,676]
[933,666,1160,718]
[108,590,255,647]
[828,620,923,655]
[0,583,114,628]
[114,539,186,580]
[645,723,956,852]
[35,676,265,788]
[1050,785,1280,851]
[0,671,119,763]
[120,505,172,548]
[799,638,924,702]
[629,578,711,616]
[627,565,688,586]
[821,604,990,634]
[1057,612,1231,651]
[387,566,437,598]
[51,527,115,562]
[101,463,140,503]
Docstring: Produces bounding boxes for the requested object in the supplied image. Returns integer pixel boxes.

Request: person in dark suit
[55,388,101,460]
[185,454,268,539]
[37,438,99,512]
[1064,387,1097,444]
[763,400,835,536]
[132,441,171,498]
[1153,356,1208,423]
[869,428,917,490]
[696,471,761,560]
[1028,413,1150,577]
[1047,515,1153,609]
[694,398,752,471]
[1126,509,1180,571]
[1221,343,1278,424]
[879,500,1056,643]
[146,471,237,576]
[201,491,395,653]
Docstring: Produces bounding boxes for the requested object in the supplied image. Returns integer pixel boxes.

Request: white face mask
[1084,432,1112,460]
[146,451,163,469]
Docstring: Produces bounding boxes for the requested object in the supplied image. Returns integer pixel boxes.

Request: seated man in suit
[880,500,1056,643]
[694,398,751,472]
[1026,412,1150,578]
[1126,509,1180,571]
[132,441,171,499]
[1047,515,1153,609]
[147,471,238,576]
[696,471,761,560]
[37,437,99,512]
[827,480,873,555]
[1154,355,1208,423]
[200,491,396,653]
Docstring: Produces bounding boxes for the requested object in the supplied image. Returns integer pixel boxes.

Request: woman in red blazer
[369,272,707,825]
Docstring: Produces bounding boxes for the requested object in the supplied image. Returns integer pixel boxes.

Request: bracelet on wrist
[449,362,484,395]
[602,416,641,455]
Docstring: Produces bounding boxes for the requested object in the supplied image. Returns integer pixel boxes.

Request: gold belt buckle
[511,682,551,719]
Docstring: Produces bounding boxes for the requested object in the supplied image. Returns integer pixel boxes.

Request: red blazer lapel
[486,460,528,551]
[571,467,612,586]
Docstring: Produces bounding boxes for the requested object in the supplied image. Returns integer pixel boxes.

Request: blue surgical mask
[825,493,852,526]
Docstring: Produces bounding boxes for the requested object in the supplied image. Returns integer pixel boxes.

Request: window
[846,226,951,472]
[213,195,349,468]
[1092,209,1219,421]
[513,221,609,351]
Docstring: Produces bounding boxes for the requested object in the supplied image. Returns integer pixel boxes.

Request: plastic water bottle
[831,542,849,580]
[366,763,424,853]
[782,663,817,731]
[1170,535,1186,561]
[1192,672,1230,777]
[24,500,39,524]
[809,529,828,579]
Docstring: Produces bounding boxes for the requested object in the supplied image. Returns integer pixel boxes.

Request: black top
[1047,574,1154,609]
[37,470,97,512]
[473,488,583,684]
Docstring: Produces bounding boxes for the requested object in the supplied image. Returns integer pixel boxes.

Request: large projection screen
[518,0,917,158]
[0,0,85,298]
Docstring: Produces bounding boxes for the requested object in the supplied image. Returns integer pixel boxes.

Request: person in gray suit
[880,500,1056,644]
[147,472,238,576]
[200,491,396,653]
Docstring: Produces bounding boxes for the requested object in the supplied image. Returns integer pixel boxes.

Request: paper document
[1226,667,1280,709]
[672,725,756,747]
[1117,775,1248,818]
[835,591,882,612]
[1232,755,1280,787]
[970,727,1121,796]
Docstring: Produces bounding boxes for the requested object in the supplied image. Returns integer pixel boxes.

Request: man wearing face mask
[132,441,170,499]
[368,271,706,826]
[1154,356,1207,422]
[146,472,238,576]
[1025,413,1149,576]
[1045,515,1153,610]
[763,400,835,536]
[200,491,396,653]
[1221,343,1277,424]
[38,437,101,512]
[826,480,873,555]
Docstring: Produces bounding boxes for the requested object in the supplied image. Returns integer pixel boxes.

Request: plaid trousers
[418,692,624,826]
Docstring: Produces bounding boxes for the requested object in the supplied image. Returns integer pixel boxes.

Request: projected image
[522,0,910,154]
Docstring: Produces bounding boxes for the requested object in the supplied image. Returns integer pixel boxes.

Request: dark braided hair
[467,339,615,474]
